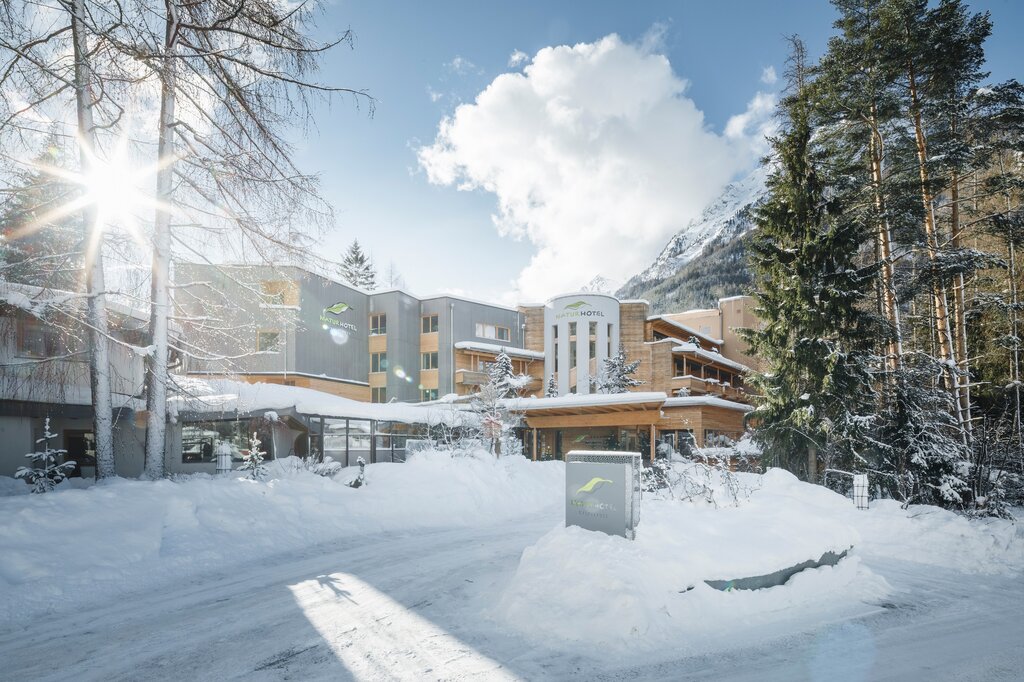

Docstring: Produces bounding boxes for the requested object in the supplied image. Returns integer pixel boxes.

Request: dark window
[420,388,439,401]
[496,326,510,342]
[257,331,281,352]
[371,352,388,373]
[370,314,387,335]
[17,317,69,358]
[421,351,439,370]
[422,315,439,333]
[371,387,387,403]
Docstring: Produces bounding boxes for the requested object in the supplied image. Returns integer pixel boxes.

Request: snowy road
[1,509,1022,681]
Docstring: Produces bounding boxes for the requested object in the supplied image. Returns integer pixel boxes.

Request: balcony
[671,375,747,403]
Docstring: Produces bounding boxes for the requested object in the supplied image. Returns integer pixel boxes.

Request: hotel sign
[565,451,641,539]
[555,300,607,320]
[320,300,357,332]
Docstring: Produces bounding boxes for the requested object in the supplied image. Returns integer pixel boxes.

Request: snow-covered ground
[1,453,1021,680]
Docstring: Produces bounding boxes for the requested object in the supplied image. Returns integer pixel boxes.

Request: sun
[11,133,178,269]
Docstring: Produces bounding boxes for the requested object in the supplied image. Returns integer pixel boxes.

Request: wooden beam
[526,409,663,429]
[649,423,656,462]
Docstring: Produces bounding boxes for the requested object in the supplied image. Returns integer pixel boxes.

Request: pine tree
[239,432,268,480]
[545,373,558,397]
[743,37,879,482]
[0,143,83,292]
[339,240,378,290]
[15,418,76,493]
[488,352,516,398]
[594,348,643,393]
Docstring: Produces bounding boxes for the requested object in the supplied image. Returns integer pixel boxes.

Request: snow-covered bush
[15,418,76,493]
[238,432,268,480]
[643,443,756,507]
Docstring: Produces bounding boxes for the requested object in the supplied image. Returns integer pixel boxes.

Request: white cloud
[426,86,443,103]
[446,56,480,76]
[761,65,778,85]
[418,34,770,301]
[508,50,529,68]
[724,91,777,157]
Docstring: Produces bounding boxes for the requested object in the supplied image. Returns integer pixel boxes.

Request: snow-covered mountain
[616,165,767,312]
[579,274,619,295]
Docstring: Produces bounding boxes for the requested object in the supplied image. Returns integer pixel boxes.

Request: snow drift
[0,450,562,628]
[495,467,1022,657]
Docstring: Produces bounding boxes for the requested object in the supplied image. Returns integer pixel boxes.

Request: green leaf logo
[575,477,613,494]
[564,300,591,310]
[325,301,350,315]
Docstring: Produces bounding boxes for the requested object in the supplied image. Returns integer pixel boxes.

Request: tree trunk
[948,171,972,436]
[906,58,966,441]
[868,109,903,374]
[143,9,179,479]
[806,446,818,484]
[68,0,115,479]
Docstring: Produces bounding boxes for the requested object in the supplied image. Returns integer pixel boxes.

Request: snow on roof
[168,377,473,427]
[453,341,544,360]
[672,342,750,372]
[507,391,668,411]
[1,281,149,324]
[663,395,754,412]
[188,370,369,387]
[647,315,724,345]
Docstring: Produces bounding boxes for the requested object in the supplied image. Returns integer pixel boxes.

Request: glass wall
[181,417,275,463]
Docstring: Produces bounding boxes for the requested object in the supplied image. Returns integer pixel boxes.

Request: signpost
[565,450,641,540]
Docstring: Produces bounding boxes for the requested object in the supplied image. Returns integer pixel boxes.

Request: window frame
[370,313,387,335]
[371,387,387,403]
[371,351,388,373]
[256,329,282,352]
[421,314,439,334]
[421,351,439,370]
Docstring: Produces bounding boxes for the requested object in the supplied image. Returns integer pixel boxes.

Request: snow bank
[496,467,1023,657]
[0,450,562,628]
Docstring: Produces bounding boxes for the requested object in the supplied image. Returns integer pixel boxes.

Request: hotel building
[179,267,759,460]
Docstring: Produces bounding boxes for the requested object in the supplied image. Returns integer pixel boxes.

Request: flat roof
[663,395,754,412]
[647,315,724,346]
[187,371,370,387]
[169,377,472,426]
[453,341,544,360]
[508,391,668,416]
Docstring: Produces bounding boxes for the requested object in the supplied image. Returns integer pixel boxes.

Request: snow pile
[0,450,562,627]
[852,499,1024,574]
[497,466,1024,656]
[497,468,887,655]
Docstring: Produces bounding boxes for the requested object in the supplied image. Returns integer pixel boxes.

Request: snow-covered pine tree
[594,347,643,393]
[488,352,515,398]
[742,36,879,482]
[15,418,76,493]
[239,432,268,480]
[545,373,558,397]
[339,240,378,290]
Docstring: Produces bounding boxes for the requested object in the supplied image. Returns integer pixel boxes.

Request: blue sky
[296,1,1023,305]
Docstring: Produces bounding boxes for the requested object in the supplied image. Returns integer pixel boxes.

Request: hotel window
[607,323,613,357]
[421,388,439,401]
[568,322,577,369]
[370,313,387,335]
[371,352,388,373]
[589,321,597,358]
[421,351,439,370]
[371,387,387,403]
[422,314,439,333]
[17,317,69,358]
[475,322,510,341]
[256,330,281,352]
[260,280,298,306]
